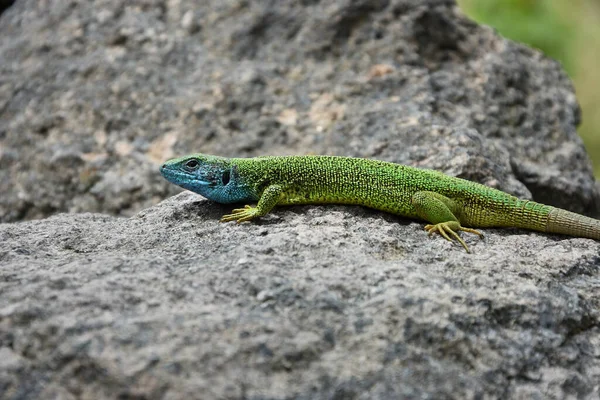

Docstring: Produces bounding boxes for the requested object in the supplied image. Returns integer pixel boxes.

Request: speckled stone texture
[1,0,600,399]
[1,193,599,399]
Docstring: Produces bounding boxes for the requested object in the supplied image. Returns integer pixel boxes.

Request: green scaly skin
[159,154,600,253]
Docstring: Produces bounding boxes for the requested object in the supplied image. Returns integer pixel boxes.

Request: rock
[1,192,599,399]
[1,0,599,399]
[0,0,597,222]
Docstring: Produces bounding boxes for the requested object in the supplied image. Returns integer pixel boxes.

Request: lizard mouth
[159,165,211,187]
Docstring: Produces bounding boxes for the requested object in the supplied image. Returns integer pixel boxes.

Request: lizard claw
[424,222,483,253]
[220,205,259,223]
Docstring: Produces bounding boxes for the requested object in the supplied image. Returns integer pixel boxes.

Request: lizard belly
[278,186,419,218]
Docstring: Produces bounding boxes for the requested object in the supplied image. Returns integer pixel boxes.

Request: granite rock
[1,192,599,399]
[1,1,599,399]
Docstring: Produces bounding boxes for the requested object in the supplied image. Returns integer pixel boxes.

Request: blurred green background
[458,0,600,176]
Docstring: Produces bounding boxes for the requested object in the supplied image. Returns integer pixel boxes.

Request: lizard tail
[545,207,600,240]
[503,200,600,240]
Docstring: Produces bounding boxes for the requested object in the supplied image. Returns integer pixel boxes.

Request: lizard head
[160,154,254,203]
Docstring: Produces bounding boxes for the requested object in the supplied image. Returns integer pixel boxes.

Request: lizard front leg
[411,191,483,253]
[220,184,283,223]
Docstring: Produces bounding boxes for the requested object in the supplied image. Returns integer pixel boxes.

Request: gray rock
[1,1,599,399]
[0,0,597,222]
[1,192,599,399]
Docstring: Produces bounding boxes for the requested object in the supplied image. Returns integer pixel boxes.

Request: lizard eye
[185,159,199,169]
[222,169,231,185]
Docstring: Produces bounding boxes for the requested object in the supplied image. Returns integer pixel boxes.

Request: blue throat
[160,165,257,204]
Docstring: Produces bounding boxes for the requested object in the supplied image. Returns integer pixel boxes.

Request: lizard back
[233,155,524,224]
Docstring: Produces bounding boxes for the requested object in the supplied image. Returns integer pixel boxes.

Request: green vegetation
[458,0,600,176]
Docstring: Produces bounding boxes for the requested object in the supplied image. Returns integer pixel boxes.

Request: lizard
[159,153,600,252]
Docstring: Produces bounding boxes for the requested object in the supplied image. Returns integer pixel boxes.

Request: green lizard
[159,154,600,252]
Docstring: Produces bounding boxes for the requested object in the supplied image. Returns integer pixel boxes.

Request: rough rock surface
[0,0,597,222]
[1,192,599,399]
[2,0,600,399]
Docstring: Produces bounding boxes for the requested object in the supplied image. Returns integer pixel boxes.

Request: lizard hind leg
[411,191,483,253]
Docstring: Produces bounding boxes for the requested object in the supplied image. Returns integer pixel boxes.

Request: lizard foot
[424,222,483,253]
[220,205,259,223]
